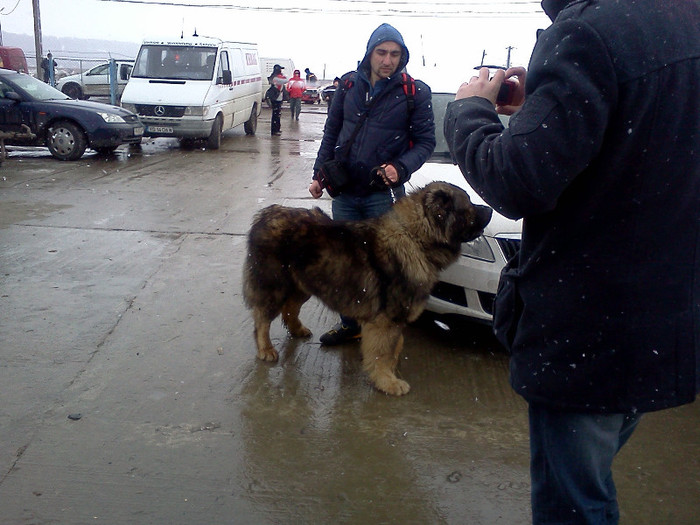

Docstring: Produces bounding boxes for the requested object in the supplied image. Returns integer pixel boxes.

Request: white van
[121,37,262,148]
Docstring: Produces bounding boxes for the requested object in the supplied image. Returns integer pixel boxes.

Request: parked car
[320,83,337,104]
[56,60,134,100]
[301,87,320,104]
[406,91,522,322]
[0,69,144,160]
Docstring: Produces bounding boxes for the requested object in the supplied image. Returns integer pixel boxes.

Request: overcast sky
[1,0,551,89]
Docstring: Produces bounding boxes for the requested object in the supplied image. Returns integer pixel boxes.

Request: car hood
[407,160,522,237]
[38,97,134,116]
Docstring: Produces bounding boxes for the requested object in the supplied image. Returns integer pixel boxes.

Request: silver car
[57,61,134,100]
[406,92,522,322]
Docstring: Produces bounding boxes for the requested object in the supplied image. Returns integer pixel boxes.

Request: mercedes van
[121,37,262,148]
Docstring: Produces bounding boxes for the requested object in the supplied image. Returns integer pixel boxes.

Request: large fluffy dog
[242,182,492,395]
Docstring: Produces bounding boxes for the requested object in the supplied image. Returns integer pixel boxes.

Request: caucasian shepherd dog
[243,182,492,395]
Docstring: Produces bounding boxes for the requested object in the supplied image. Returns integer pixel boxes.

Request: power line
[94,0,543,18]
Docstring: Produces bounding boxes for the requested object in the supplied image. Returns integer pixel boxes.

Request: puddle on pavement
[0,200,73,229]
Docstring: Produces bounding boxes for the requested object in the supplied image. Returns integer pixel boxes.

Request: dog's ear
[423,185,455,226]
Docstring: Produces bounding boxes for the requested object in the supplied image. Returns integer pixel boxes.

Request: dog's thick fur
[242,182,492,395]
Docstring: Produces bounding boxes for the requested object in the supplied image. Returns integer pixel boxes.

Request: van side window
[217,51,230,84]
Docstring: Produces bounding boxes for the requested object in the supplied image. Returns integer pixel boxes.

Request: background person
[286,69,305,121]
[41,53,57,85]
[267,64,286,136]
[304,67,317,82]
[443,0,700,523]
[309,23,436,346]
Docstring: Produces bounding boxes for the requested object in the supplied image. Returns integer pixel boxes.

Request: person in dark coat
[267,64,286,136]
[309,22,436,345]
[444,0,700,523]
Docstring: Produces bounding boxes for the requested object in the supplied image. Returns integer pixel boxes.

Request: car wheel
[46,120,87,161]
[244,105,258,136]
[61,83,83,100]
[206,114,222,150]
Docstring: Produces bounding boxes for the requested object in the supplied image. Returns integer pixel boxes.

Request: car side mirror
[6,91,22,102]
[219,70,232,85]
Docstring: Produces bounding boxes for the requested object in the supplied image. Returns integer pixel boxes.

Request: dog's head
[420,182,493,248]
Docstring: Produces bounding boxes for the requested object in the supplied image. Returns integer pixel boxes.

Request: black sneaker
[319,322,361,346]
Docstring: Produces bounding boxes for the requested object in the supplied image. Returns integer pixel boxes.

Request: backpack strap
[401,72,416,115]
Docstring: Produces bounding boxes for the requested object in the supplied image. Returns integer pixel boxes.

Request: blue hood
[360,23,409,73]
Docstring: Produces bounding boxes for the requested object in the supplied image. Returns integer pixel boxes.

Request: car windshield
[132,45,217,80]
[428,92,510,163]
[431,93,454,160]
[3,73,69,101]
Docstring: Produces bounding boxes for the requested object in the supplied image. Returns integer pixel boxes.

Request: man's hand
[455,67,526,115]
[498,66,527,115]
[378,163,399,185]
[309,179,323,198]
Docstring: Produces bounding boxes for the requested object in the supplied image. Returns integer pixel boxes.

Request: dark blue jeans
[270,100,282,134]
[528,403,641,525]
[331,191,394,329]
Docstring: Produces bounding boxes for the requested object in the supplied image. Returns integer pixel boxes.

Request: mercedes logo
[154,105,166,116]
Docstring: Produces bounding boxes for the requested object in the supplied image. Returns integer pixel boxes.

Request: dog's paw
[289,326,312,338]
[373,376,411,396]
[256,347,279,362]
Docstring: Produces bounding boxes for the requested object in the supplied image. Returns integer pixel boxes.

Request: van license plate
[148,126,173,134]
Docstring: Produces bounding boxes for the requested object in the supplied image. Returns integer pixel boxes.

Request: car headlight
[461,235,495,262]
[98,112,126,123]
[184,106,208,116]
[121,103,137,113]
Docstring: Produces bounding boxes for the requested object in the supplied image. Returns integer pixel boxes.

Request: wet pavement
[0,105,698,524]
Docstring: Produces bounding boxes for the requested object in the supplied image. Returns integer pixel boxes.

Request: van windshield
[132,45,217,81]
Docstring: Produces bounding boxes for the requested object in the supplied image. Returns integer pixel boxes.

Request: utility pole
[32,0,43,79]
[506,46,514,68]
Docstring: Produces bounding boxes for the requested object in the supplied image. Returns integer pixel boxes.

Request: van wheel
[46,120,87,161]
[244,106,258,135]
[62,83,83,100]
[206,114,222,150]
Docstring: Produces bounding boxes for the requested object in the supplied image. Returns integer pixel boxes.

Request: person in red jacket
[286,69,305,121]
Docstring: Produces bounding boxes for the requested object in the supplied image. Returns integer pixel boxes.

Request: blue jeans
[270,99,282,134]
[331,191,394,329]
[331,191,394,221]
[528,403,641,525]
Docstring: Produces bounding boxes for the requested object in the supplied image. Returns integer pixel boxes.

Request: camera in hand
[497,79,517,106]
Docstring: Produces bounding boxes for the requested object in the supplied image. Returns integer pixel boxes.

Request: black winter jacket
[314,24,435,197]
[445,0,700,413]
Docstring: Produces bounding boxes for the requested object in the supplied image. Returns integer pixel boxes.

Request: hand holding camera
[456,66,526,114]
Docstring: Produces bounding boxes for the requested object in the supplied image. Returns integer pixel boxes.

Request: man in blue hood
[310,23,436,346]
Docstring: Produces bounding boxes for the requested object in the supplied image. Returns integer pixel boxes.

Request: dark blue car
[0,69,143,160]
